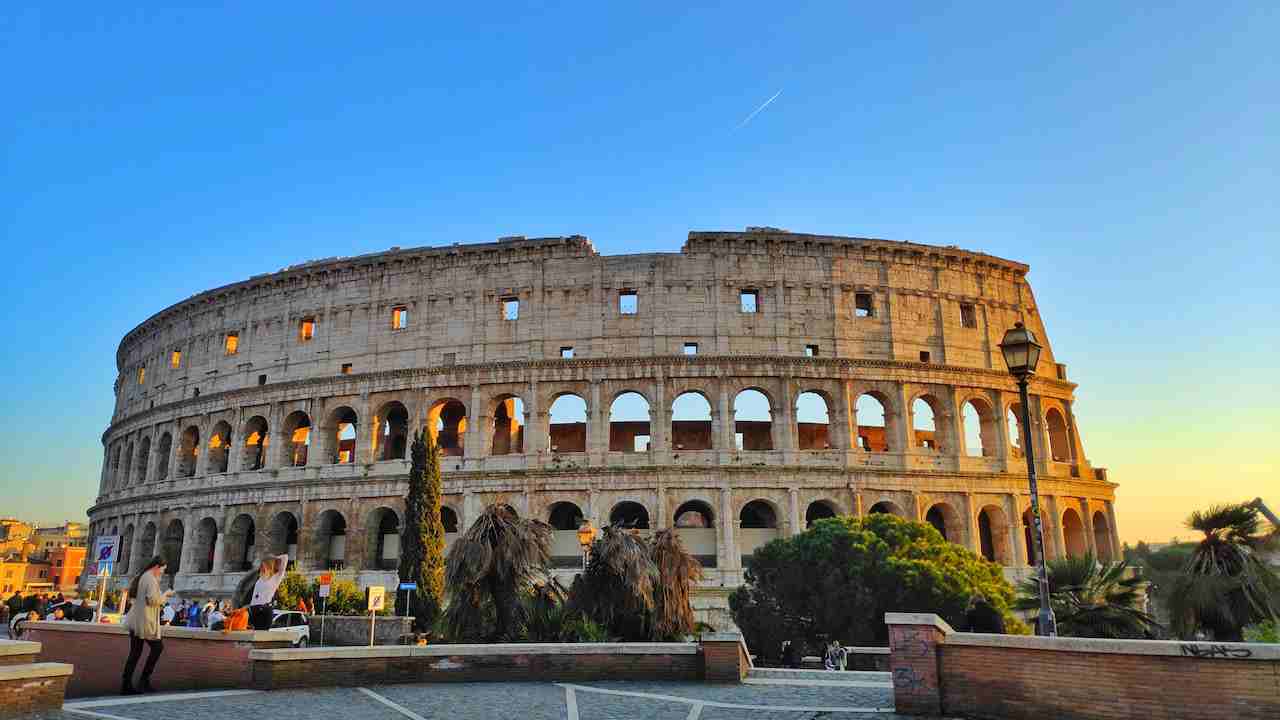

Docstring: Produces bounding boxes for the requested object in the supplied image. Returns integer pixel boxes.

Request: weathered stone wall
[309,615,414,646]
[86,230,1118,623]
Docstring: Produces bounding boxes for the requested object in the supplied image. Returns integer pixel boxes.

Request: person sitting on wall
[245,554,290,631]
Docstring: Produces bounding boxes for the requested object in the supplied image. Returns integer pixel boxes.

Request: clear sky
[1,3,1275,542]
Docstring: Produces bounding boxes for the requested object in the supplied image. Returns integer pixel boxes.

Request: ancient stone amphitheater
[87,229,1118,626]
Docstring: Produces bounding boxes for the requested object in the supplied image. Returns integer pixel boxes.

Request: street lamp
[999,321,1058,637]
[576,520,597,571]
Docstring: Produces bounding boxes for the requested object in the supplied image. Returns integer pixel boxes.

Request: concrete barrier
[309,615,414,646]
[885,613,1280,719]
[26,621,294,698]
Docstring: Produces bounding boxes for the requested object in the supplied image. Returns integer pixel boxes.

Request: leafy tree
[1244,619,1278,643]
[443,503,553,640]
[399,430,446,633]
[1015,552,1160,638]
[568,526,704,641]
[730,513,1020,647]
[1167,503,1280,641]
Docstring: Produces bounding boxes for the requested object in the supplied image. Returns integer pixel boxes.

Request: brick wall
[0,673,69,718]
[27,623,290,698]
[941,644,1279,720]
[702,634,751,682]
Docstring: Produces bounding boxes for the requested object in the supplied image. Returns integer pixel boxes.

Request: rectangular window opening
[442,352,456,366]
[502,297,520,320]
[855,293,874,318]
[683,342,698,356]
[634,435,651,453]
[170,350,182,369]
[735,432,745,451]
[740,289,759,314]
[919,351,931,363]
[560,347,574,359]
[258,374,267,386]
[225,332,239,355]
[804,344,818,357]
[137,366,145,384]
[960,303,977,329]
[340,364,352,375]
[619,291,637,315]
[391,306,409,330]
[299,317,315,342]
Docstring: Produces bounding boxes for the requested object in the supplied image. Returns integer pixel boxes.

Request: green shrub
[1244,619,1279,643]
[274,571,396,617]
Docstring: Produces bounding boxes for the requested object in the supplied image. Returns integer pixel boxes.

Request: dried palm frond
[651,529,704,640]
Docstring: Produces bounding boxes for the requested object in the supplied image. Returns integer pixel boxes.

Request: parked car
[271,610,310,647]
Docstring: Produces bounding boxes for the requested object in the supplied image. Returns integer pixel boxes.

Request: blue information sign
[398,582,418,590]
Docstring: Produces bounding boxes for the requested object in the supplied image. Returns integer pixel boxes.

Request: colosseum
[86,228,1119,626]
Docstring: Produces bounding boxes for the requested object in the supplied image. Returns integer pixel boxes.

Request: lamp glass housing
[999,322,1043,378]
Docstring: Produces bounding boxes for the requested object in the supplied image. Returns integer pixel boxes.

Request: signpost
[92,562,112,623]
[397,581,417,619]
[366,586,386,647]
[317,574,332,646]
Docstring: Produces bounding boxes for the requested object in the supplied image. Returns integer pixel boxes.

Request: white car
[270,610,311,647]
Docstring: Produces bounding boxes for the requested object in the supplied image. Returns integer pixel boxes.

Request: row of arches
[105,388,1077,488]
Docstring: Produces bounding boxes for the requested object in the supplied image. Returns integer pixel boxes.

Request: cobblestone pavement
[41,679,904,720]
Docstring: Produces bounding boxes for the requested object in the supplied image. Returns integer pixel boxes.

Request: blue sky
[1,3,1275,541]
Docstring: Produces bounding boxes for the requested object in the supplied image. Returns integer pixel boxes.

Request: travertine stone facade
[87,229,1118,628]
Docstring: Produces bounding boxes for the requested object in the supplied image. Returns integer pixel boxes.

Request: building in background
[31,522,87,560]
[1,555,30,595]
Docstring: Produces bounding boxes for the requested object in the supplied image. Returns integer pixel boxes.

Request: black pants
[122,632,163,686]
[249,604,273,631]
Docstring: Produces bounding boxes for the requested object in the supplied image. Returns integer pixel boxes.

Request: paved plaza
[39,677,902,720]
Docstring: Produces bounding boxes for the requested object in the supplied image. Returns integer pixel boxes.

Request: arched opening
[671,392,713,450]
[925,502,963,544]
[375,402,409,461]
[796,391,831,450]
[281,411,311,467]
[912,397,940,451]
[427,399,467,457]
[208,421,231,474]
[178,427,199,477]
[135,437,151,485]
[609,501,650,530]
[366,508,400,570]
[869,500,906,517]
[1062,508,1087,558]
[609,392,651,453]
[267,512,299,567]
[121,442,134,488]
[241,416,269,471]
[138,522,157,564]
[1046,408,1071,462]
[547,394,587,453]
[155,433,172,481]
[440,506,459,534]
[193,517,218,573]
[326,406,358,464]
[118,524,134,575]
[674,500,717,567]
[739,500,780,564]
[547,502,585,567]
[962,398,996,457]
[805,500,838,528]
[854,394,889,452]
[490,396,525,455]
[733,389,773,450]
[1007,404,1024,459]
[1093,511,1113,561]
[224,514,256,572]
[161,519,184,576]
[978,506,1012,565]
[315,510,347,570]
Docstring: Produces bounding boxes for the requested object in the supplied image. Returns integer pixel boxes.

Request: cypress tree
[399,429,445,633]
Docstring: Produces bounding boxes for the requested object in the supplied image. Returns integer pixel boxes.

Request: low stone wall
[0,640,73,718]
[252,638,751,689]
[26,621,294,698]
[310,615,414,646]
[886,613,1280,719]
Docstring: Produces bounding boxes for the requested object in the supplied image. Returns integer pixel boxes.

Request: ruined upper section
[110,229,1056,422]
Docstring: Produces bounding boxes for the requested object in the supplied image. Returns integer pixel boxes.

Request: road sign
[366,586,386,612]
[318,583,331,598]
[398,581,417,591]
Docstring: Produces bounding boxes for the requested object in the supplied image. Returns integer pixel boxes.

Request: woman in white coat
[121,556,173,695]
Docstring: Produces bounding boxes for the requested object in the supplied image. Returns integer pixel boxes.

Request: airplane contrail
[735,89,782,129]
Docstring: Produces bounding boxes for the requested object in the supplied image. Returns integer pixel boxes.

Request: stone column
[211,532,226,576]
[992,390,1012,463]
[720,487,737,573]
[355,394,372,465]
[465,385,484,463]
[1081,498,1098,557]
[718,380,734,452]
[963,493,980,554]
[893,384,914,454]
[1046,495,1065,561]
[942,387,964,458]
[165,420,182,482]
[780,379,796,452]
[588,381,604,459]
[1105,501,1122,560]
[1008,495,1027,567]
[788,487,801,536]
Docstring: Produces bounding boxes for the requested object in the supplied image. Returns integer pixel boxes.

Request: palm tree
[443,503,553,641]
[1016,552,1161,639]
[1167,503,1280,641]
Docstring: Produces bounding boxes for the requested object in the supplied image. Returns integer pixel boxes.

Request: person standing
[247,554,291,631]
[121,556,173,695]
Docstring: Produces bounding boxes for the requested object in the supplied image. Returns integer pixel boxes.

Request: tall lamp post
[999,321,1058,637]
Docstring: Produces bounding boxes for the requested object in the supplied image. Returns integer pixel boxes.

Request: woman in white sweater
[247,554,292,631]
[121,556,174,695]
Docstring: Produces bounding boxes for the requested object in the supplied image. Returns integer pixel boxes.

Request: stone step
[747,667,891,684]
